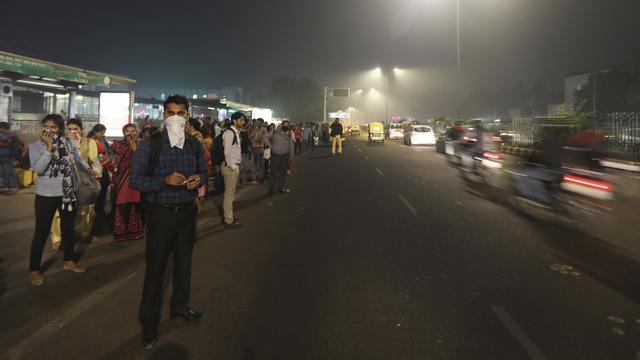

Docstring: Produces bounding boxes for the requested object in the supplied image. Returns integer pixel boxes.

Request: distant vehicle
[368,122,385,143]
[387,122,404,140]
[403,125,436,146]
[351,125,361,136]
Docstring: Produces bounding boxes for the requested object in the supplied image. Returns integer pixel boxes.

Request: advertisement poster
[99,92,131,138]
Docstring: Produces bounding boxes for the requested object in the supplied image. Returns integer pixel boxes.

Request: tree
[254,76,323,123]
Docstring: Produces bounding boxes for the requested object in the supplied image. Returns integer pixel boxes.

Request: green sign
[0,54,58,78]
[0,53,112,86]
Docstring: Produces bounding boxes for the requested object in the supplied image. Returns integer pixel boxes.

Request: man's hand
[185,175,201,189]
[165,172,187,186]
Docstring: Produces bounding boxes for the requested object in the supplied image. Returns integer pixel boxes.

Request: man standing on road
[221,112,245,229]
[330,118,343,156]
[130,95,207,350]
[264,120,294,195]
[249,118,267,183]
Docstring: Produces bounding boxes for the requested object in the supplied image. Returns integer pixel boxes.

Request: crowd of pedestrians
[0,94,342,350]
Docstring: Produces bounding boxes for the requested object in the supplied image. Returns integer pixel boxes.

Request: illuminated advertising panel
[99,92,131,138]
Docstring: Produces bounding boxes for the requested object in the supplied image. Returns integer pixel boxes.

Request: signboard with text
[328,111,350,119]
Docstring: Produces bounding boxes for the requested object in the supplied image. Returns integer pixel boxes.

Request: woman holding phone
[110,124,144,242]
[28,114,90,286]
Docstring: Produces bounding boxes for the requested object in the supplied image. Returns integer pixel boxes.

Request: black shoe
[141,327,158,350]
[223,220,242,229]
[170,308,203,321]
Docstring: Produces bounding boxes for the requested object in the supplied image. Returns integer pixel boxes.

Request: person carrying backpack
[212,112,245,229]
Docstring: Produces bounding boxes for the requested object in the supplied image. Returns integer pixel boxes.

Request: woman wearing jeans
[28,114,90,286]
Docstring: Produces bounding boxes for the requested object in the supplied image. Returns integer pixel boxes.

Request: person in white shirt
[213,121,223,138]
[221,112,245,229]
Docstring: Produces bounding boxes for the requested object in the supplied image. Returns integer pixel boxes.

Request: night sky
[4,0,640,96]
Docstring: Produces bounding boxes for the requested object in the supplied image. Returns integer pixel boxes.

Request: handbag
[68,140,101,206]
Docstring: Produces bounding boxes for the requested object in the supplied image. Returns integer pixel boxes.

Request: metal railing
[511,113,640,161]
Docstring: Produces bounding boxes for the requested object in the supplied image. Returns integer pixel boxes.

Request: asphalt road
[1,135,639,359]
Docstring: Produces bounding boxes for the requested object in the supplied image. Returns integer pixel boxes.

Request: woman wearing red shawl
[111,124,145,242]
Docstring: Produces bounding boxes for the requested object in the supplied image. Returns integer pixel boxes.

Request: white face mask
[165,115,186,149]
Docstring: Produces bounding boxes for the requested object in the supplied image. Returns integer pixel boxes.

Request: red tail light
[482,151,502,161]
[563,175,613,191]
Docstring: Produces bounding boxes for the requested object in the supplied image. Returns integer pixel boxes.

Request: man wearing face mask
[130,95,207,350]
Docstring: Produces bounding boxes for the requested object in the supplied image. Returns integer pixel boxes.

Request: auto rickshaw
[351,125,361,136]
[368,122,385,143]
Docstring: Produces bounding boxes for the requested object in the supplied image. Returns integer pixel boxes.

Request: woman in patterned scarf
[28,114,91,286]
[111,124,144,242]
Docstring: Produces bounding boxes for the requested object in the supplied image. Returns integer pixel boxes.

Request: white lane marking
[491,306,550,360]
[6,272,137,360]
[364,155,370,160]
[358,148,362,152]
[397,195,418,215]
[375,168,383,175]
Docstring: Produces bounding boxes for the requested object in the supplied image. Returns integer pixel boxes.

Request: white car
[404,125,436,145]
[388,123,404,140]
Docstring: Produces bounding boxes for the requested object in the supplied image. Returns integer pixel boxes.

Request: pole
[457,0,461,74]
[323,86,327,123]
[592,74,597,114]
[455,0,461,120]
[385,71,389,123]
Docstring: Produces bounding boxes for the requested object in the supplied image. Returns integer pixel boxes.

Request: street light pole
[323,86,327,123]
[385,70,389,124]
[455,0,461,120]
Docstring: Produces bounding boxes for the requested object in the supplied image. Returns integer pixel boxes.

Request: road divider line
[364,155,369,160]
[491,306,549,360]
[358,148,362,152]
[375,168,383,175]
[398,195,418,215]
[6,272,138,360]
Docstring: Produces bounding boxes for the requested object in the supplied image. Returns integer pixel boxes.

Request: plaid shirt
[130,132,207,205]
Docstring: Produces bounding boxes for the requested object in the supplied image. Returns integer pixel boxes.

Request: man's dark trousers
[268,154,288,193]
[139,203,196,328]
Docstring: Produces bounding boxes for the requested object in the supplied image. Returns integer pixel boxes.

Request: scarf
[49,135,77,212]
[165,115,186,149]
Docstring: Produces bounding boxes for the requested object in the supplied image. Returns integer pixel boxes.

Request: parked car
[403,125,436,145]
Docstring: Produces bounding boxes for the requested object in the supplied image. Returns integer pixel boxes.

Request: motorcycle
[508,163,616,230]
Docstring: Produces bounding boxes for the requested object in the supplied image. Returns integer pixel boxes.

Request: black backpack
[211,129,237,166]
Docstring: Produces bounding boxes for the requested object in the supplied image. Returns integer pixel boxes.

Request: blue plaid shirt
[130,132,207,205]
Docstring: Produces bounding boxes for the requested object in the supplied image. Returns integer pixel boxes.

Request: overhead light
[42,77,57,82]
[17,79,64,89]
